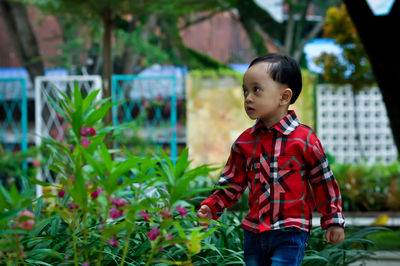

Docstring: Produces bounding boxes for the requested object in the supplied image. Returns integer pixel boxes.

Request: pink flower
[88,127,96,136]
[69,145,74,153]
[147,227,160,241]
[82,262,89,266]
[176,205,188,218]
[108,236,118,247]
[15,210,34,231]
[81,138,90,148]
[58,189,66,198]
[68,202,79,211]
[32,160,40,167]
[70,175,74,185]
[56,113,64,121]
[161,207,172,220]
[91,188,103,199]
[167,233,173,240]
[80,127,88,136]
[110,207,124,219]
[112,197,128,208]
[98,224,104,230]
[140,210,151,222]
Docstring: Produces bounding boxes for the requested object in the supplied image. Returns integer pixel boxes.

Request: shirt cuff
[201,195,223,220]
[321,213,346,230]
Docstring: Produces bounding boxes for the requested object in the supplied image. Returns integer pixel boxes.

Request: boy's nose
[245,95,253,103]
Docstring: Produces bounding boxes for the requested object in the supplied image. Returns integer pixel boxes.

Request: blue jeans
[243,228,309,266]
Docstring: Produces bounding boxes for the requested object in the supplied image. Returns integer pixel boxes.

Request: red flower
[147,227,160,241]
[15,210,35,231]
[140,210,151,222]
[32,160,40,167]
[91,188,103,199]
[108,236,119,247]
[80,127,89,136]
[161,207,172,220]
[81,138,90,148]
[110,207,124,219]
[88,127,96,136]
[58,189,66,198]
[176,205,188,218]
[112,197,128,208]
[68,202,79,211]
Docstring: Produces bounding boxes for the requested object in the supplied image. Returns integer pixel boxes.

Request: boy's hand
[325,225,345,244]
[197,205,212,228]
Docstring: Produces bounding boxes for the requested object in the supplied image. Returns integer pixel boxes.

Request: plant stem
[83,211,89,262]
[97,204,110,266]
[72,228,78,266]
[15,235,27,266]
[120,228,132,266]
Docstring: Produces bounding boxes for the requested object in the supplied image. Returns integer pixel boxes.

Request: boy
[197,54,345,266]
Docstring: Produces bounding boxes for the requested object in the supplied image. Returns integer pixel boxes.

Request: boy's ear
[280,88,293,105]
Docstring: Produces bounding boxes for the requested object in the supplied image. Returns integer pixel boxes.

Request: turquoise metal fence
[0,78,28,189]
[0,78,27,152]
[112,75,178,162]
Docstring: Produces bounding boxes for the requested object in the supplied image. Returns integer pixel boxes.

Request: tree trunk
[102,8,113,126]
[0,0,45,83]
[343,0,400,154]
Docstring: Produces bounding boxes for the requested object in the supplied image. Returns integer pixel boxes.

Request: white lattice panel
[317,84,398,164]
[34,76,102,196]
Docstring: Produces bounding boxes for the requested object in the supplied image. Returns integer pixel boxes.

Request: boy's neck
[260,108,289,129]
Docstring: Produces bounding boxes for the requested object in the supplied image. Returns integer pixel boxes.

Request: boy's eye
[243,88,248,95]
[254,87,261,93]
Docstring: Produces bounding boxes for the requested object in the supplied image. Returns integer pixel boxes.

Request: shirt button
[289,164,293,168]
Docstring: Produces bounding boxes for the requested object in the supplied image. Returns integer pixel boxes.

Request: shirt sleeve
[200,142,248,219]
[308,138,345,230]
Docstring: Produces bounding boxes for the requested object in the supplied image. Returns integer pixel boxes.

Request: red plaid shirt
[201,110,345,233]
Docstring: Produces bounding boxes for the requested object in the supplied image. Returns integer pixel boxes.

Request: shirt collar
[250,110,300,135]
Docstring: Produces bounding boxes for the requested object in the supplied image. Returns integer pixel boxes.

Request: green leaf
[24,259,54,266]
[27,248,63,260]
[0,183,13,206]
[85,101,112,125]
[0,209,20,221]
[42,89,69,123]
[82,89,100,111]
[99,142,112,171]
[73,81,83,108]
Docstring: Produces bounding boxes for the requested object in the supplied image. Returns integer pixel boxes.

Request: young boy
[197,54,345,266]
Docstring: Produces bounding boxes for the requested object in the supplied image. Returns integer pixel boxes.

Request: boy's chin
[246,114,258,120]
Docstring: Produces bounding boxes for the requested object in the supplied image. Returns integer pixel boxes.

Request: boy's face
[243,62,290,123]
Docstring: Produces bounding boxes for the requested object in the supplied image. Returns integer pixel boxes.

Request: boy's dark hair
[248,53,302,104]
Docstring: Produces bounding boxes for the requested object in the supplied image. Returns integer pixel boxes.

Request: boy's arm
[308,138,345,230]
[201,144,248,220]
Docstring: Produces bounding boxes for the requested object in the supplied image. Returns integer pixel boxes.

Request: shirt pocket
[277,155,304,200]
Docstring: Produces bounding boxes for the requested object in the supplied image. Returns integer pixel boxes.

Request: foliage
[315,4,375,91]
[303,226,390,265]
[332,161,400,212]
[0,146,38,191]
[0,85,220,265]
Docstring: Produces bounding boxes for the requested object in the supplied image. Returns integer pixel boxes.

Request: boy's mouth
[246,106,255,112]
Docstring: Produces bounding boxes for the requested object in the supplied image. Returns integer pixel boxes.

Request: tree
[230,0,340,61]
[0,0,44,83]
[341,0,400,154]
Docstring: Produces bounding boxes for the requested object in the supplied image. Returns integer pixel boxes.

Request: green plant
[0,85,220,265]
[332,161,400,212]
[303,226,390,266]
